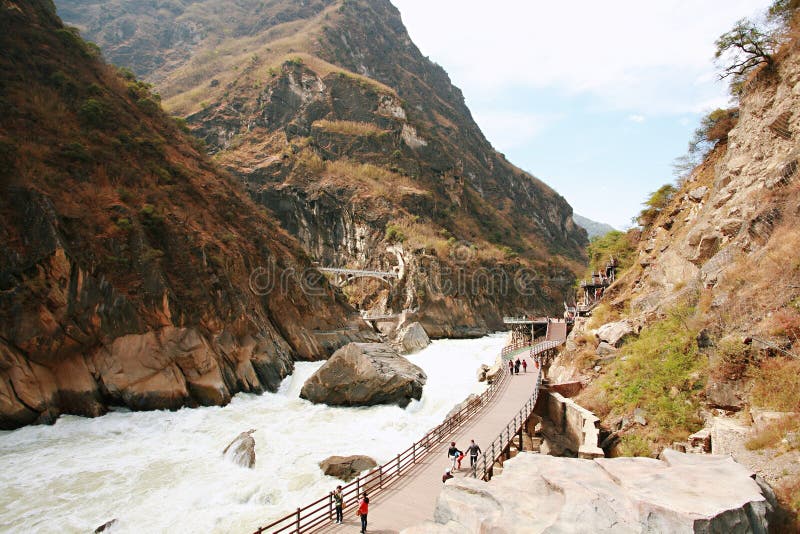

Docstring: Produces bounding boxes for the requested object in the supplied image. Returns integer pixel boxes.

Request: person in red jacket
[522,359,528,373]
[357,493,369,533]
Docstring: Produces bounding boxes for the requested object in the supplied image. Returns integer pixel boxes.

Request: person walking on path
[467,439,482,468]
[333,485,343,524]
[508,359,514,375]
[357,493,369,533]
[514,357,521,374]
[448,441,462,471]
[522,359,528,373]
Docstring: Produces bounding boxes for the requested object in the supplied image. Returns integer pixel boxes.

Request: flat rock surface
[300,343,426,407]
[404,449,772,533]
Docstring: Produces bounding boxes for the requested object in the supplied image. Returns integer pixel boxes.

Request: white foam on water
[0,334,505,533]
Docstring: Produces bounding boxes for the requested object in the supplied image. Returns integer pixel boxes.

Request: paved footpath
[317,368,540,534]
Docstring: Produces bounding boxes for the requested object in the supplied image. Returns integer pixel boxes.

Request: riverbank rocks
[402,449,773,533]
[395,322,430,353]
[223,429,256,468]
[320,455,377,482]
[300,343,427,407]
[595,321,635,347]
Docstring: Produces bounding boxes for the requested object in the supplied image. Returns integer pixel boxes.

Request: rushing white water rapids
[0,334,506,533]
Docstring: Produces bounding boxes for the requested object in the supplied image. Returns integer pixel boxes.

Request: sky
[390,0,773,229]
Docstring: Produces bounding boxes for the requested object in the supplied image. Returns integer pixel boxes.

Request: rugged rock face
[404,450,774,533]
[56,0,588,335]
[300,342,426,407]
[223,429,256,468]
[0,1,374,429]
[319,454,377,482]
[393,321,430,353]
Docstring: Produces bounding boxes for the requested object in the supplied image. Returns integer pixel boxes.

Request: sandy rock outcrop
[403,449,773,533]
[300,343,426,407]
[394,322,430,353]
[223,429,256,468]
[319,455,377,482]
[595,321,635,347]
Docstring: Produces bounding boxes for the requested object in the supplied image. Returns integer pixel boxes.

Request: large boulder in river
[395,322,431,353]
[300,343,426,407]
[223,429,256,468]
[320,455,378,482]
[402,449,773,533]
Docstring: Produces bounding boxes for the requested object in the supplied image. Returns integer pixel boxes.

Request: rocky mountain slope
[549,13,800,525]
[55,0,588,336]
[0,0,375,429]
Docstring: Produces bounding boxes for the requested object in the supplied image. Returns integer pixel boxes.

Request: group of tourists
[442,439,482,482]
[332,486,369,532]
[508,357,527,374]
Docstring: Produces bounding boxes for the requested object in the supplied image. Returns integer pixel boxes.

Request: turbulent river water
[0,334,505,533]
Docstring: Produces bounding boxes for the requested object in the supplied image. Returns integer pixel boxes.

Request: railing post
[356,476,360,504]
[379,465,383,488]
[329,491,333,521]
[397,453,401,476]
[295,507,300,534]
[413,442,416,464]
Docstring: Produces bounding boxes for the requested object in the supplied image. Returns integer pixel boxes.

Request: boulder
[595,341,617,356]
[402,450,772,533]
[688,186,709,202]
[484,357,503,384]
[395,322,430,353]
[595,321,634,347]
[319,455,377,482]
[223,429,256,468]
[705,379,745,411]
[476,364,490,382]
[300,343,426,407]
[94,519,118,533]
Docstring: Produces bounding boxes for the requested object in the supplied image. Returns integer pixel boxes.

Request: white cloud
[391,0,772,115]
[628,114,646,123]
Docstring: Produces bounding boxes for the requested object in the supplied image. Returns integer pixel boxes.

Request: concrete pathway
[318,368,540,534]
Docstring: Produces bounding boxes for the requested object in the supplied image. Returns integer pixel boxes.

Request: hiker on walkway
[514,357,521,374]
[357,493,369,533]
[508,359,514,375]
[467,439,482,468]
[442,468,454,483]
[333,485,343,524]
[448,441,463,470]
[522,359,528,373]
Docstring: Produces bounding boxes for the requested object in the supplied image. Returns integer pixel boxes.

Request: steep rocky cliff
[0,0,375,429]
[56,0,588,335]
[556,17,800,525]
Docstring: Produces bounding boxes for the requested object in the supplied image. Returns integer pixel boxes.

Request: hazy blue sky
[390,0,773,229]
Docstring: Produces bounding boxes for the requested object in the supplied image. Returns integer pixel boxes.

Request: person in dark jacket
[467,439,482,468]
[514,357,521,374]
[333,485,343,524]
[447,441,462,470]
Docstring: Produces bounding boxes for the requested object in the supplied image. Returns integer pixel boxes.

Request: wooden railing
[471,338,564,481]
[253,350,512,533]
[500,336,545,358]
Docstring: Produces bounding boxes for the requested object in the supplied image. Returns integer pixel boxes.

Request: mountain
[551,10,800,525]
[0,0,374,429]
[55,0,589,337]
[572,214,616,239]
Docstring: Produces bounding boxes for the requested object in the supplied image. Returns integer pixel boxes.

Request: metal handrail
[471,337,565,481]
[254,349,512,533]
[500,336,545,358]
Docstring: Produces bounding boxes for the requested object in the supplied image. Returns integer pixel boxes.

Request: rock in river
[320,455,378,482]
[300,343,426,407]
[223,429,256,468]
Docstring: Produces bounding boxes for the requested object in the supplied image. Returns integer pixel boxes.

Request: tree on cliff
[714,19,776,80]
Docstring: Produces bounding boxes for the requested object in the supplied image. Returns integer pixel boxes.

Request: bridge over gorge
[254,321,568,534]
[317,267,401,287]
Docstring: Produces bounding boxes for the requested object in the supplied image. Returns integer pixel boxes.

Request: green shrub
[600,306,706,441]
[385,223,406,243]
[618,434,652,457]
[78,98,110,128]
[586,230,636,274]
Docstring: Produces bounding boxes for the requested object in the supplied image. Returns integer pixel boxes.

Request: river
[0,334,505,533]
